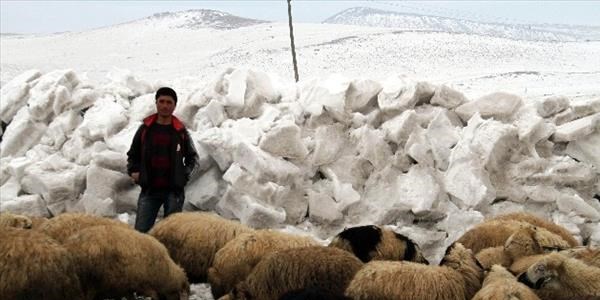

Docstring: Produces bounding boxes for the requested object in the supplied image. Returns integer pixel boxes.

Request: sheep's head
[504,227,542,259]
[440,242,478,268]
[227,283,252,300]
[392,232,429,264]
[441,242,484,298]
[0,213,33,229]
[518,253,564,290]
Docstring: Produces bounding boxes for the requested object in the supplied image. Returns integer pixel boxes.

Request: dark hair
[155,87,177,103]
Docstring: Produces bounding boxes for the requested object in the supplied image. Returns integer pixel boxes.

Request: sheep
[476,226,544,270]
[510,254,547,275]
[149,212,254,283]
[510,247,600,278]
[28,216,48,229]
[0,227,85,299]
[63,225,189,300]
[39,212,129,243]
[344,242,484,300]
[560,246,600,268]
[457,219,571,254]
[518,252,600,300]
[208,230,319,299]
[490,212,579,247]
[222,246,363,300]
[279,287,352,300]
[328,225,428,264]
[472,264,540,300]
[0,212,32,229]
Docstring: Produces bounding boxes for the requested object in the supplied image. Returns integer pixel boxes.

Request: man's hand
[131,172,140,183]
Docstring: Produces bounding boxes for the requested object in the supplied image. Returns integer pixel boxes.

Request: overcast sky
[1,1,600,34]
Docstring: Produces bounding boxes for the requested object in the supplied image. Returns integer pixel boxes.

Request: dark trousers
[134,189,184,233]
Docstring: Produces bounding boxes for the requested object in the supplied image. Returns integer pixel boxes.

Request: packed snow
[1,8,600,300]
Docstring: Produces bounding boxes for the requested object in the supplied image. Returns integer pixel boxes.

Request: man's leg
[163,189,185,218]
[134,190,163,233]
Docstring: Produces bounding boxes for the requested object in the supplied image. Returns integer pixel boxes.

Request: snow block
[455,92,522,122]
[430,85,468,109]
[536,95,570,118]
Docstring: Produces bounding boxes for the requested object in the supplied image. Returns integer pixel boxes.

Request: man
[127,87,198,232]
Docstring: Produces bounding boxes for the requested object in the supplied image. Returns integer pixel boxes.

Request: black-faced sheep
[344,242,484,300]
[149,212,254,283]
[518,252,600,300]
[0,227,85,299]
[63,225,189,300]
[39,212,130,243]
[222,246,363,300]
[457,220,570,254]
[0,212,32,229]
[490,212,579,247]
[472,264,540,300]
[208,230,319,299]
[328,225,428,264]
[476,226,544,270]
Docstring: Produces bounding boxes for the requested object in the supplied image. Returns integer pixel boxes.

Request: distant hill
[123,9,269,30]
[323,7,600,42]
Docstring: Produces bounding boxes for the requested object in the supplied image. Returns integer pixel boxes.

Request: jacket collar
[143,113,185,131]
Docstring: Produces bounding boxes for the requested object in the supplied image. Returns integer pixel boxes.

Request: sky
[1,1,600,34]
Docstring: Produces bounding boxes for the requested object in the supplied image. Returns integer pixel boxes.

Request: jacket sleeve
[126,125,144,176]
[183,129,199,179]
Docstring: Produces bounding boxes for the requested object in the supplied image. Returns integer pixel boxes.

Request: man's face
[156,95,176,118]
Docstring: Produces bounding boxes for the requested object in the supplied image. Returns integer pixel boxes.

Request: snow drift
[0,68,599,264]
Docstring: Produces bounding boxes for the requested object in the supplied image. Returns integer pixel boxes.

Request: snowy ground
[1,15,600,300]
[2,21,600,99]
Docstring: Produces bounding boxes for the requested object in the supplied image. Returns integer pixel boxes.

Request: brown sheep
[0,227,85,299]
[344,242,484,300]
[510,254,547,276]
[560,246,600,268]
[28,216,48,229]
[149,212,254,283]
[490,212,579,247]
[223,246,363,300]
[39,212,129,243]
[63,225,189,300]
[457,220,570,254]
[208,230,318,299]
[0,212,32,229]
[472,264,540,300]
[476,226,544,270]
[328,225,429,264]
[510,247,600,278]
[518,252,600,300]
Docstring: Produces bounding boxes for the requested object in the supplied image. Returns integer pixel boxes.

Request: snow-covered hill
[123,9,269,30]
[323,7,600,42]
[2,8,599,100]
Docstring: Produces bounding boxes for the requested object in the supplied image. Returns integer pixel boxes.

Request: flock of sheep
[1,211,599,300]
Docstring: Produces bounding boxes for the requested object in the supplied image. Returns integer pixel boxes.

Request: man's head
[155,87,177,119]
